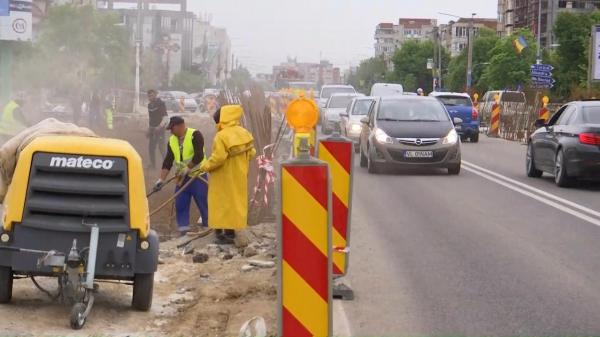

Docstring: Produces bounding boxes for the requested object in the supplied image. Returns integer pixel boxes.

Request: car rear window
[352,100,373,115]
[582,107,600,124]
[378,99,449,122]
[436,96,472,107]
[328,95,355,109]
[321,87,355,99]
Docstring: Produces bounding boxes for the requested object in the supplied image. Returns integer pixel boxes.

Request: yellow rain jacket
[200,105,256,230]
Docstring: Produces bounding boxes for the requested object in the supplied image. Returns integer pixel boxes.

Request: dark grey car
[359,96,462,174]
[527,101,600,187]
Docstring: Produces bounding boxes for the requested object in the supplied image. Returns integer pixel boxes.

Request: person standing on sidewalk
[147,89,168,169]
[200,105,256,244]
[154,116,208,236]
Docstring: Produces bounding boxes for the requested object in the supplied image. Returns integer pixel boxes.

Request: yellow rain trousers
[200,105,256,230]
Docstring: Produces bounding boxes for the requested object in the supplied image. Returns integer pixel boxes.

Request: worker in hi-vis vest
[0,96,28,140]
[154,116,208,236]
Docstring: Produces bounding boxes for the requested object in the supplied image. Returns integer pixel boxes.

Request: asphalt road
[338,135,600,336]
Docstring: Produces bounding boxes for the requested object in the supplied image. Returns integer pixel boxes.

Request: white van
[370,83,404,97]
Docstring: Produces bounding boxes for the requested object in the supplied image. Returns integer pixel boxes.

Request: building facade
[440,18,497,56]
[498,0,600,48]
[272,58,341,88]
[374,18,437,69]
[192,17,231,86]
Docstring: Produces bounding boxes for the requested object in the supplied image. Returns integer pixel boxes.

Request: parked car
[526,100,600,187]
[370,83,404,97]
[318,85,356,112]
[429,92,480,142]
[340,97,376,152]
[322,93,360,135]
[158,91,199,113]
[359,96,462,174]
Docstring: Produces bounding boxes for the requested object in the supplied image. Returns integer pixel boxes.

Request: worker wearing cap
[200,105,256,244]
[0,95,28,141]
[154,116,208,235]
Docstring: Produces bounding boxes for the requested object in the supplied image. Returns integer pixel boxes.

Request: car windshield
[582,106,600,124]
[328,95,355,109]
[322,87,355,99]
[378,99,449,122]
[436,96,472,107]
[352,100,373,115]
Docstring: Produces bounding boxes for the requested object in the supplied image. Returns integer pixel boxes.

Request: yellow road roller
[0,136,158,329]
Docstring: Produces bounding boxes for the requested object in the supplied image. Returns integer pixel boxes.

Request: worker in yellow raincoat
[200,105,256,244]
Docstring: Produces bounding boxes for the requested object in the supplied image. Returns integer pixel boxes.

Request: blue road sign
[531,76,556,85]
[530,70,553,77]
[531,63,554,72]
[0,0,9,16]
[532,83,554,89]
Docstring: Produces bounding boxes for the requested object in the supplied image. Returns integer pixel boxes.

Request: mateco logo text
[49,156,115,170]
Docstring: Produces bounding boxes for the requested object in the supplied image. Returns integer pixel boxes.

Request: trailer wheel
[69,303,87,330]
[132,273,154,311]
[0,266,13,303]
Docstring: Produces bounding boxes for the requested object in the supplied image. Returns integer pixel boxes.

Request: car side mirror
[340,113,349,118]
[534,118,546,128]
[453,117,463,126]
[360,117,369,124]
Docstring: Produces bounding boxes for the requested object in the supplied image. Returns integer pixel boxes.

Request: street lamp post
[134,0,143,113]
[536,0,543,64]
[466,13,476,93]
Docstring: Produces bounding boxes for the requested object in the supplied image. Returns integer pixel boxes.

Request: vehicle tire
[554,149,573,187]
[70,303,87,330]
[359,147,367,168]
[367,149,379,174]
[132,273,154,311]
[0,266,12,303]
[526,143,543,178]
[471,132,479,143]
[448,163,461,175]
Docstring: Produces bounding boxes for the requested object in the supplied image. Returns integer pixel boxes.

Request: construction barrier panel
[278,156,332,337]
[317,136,353,277]
[488,102,501,137]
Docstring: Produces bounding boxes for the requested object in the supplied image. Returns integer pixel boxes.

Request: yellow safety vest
[169,128,206,171]
[0,100,22,136]
[105,108,113,130]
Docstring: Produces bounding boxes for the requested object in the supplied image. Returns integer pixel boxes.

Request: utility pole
[536,0,542,64]
[134,0,143,113]
[438,28,443,90]
[466,13,476,92]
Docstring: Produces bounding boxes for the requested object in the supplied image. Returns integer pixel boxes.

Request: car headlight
[442,128,458,145]
[375,128,393,144]
[350,123,362,133]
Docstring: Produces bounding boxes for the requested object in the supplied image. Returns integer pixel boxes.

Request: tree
[445,28,499,93]
[390,40,450,92]
[13,4,132,96]
[171,71,207,93]
[551,11,600,99]
[347,57,388,93]
[226,67,252,92]
[479,29,537,91]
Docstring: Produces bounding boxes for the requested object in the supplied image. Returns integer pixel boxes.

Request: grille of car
[388,149,448,163]
[396,138,439,146]
[22,152,130,232]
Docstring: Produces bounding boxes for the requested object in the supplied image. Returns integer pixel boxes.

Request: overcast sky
[188,0,498,74]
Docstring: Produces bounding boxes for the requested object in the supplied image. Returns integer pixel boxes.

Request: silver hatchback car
[359,96,462,174]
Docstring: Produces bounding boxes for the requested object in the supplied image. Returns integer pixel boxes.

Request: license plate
[404,151,433,158]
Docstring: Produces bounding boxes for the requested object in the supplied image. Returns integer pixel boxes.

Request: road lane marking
[463,160,600,218]
[462,165,600,227]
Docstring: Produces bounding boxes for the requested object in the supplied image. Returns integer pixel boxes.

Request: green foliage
[13,4,132,95]
[170,71,207,93]
[390,40,450,92]
[226,67,252,92]
[479,29,537,91]
[346,56,388,93]
[551,11,600,99]
[445,28,499,93]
